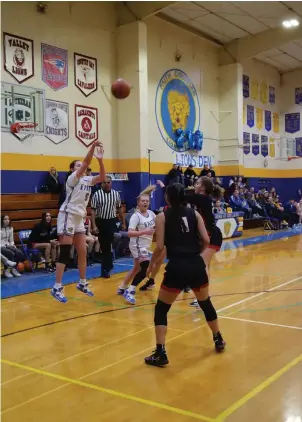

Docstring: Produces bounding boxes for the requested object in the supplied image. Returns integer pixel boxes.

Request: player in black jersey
[144,183,225,367]
[185,176,223,307]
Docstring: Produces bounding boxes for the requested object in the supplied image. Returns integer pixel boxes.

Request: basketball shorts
[129,245,151,260]
[57,211,85,236]
[209,226,223,251]
[161,255,208,293]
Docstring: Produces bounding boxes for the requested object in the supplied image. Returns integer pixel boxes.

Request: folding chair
[18,230,41,272]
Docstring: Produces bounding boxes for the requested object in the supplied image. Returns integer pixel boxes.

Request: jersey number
[182,217,189,232]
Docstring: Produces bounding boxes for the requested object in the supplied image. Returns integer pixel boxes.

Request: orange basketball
[16,263,24,273]
[24,261,32,272]
[111,79,131,99]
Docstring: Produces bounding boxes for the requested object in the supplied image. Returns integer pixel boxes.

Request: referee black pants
[96,218,116,275]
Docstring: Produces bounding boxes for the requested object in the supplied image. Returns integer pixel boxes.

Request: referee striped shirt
[91,189,122,219]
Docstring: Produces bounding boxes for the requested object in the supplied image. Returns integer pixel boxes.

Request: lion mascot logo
[167,90,190,132]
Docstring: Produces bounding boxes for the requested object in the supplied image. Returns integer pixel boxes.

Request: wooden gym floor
[1,230,302,422]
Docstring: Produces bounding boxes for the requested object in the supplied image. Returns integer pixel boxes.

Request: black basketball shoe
[213,332,226,352]
[144,349,169,367]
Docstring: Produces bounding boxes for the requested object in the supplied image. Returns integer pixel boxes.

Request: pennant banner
[243,75,250,98]
[295,87,302,105]
[247,105,254,128]
[273,112,279,133]
[269,86,275,104]
[243,132,250,155]
[265,110,271,131]
[296,137,302,157]
[252,134,259,156]
[269,137,275,158]
[256,108,263,130]
[261,135,268,157]
[260,82,268,104]
[285,113,300,134]
[251,79,258,100]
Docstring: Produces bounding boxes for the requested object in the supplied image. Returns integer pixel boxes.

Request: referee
[91,176,126,278]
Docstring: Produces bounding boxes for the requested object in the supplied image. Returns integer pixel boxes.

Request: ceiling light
[282,19,300,28]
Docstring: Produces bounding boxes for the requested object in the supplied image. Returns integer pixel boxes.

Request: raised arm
[75,141,100,179]
[91,144,106,185]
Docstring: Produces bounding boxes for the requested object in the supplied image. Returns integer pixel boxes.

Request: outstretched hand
[94,143,104,159]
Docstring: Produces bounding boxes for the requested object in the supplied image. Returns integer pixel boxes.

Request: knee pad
[154,299,171,326]
[198,297,217,322]
[58,244,72,266]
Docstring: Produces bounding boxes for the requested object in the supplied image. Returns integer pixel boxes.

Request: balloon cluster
[175,129,203,151]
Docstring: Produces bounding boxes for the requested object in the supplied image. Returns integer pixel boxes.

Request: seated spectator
[213,200,225,214]
[296,199,302,224]
[28,212,59,272]
[1,253,18,279]
[46,166,61,194]
[200,164,215,177]
[267,196,289,226]
[166,164,181,186]
[247,194,265,218]
[84,217,100,262]
[229,189,252,219]
[238,176,246,189]
[284,199,299,227]
[1,215,24,276]
[184,164,197,187]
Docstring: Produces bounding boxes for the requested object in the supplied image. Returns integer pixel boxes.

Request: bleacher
[1,193,59,243]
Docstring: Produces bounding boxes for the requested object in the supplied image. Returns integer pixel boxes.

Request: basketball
[111,79,131,99]
[16,263,24,273]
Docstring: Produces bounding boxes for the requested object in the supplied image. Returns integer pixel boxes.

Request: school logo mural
[42,43,68,90]
[45,99,69,144]
[155,69,200,152]
[75,104,98,147]
[3,33,34,83]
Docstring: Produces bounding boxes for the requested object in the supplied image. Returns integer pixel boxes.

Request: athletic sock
[128,285,136,293]
[156,344,165,352]
[54,283,62,289]
[79,279,87,286]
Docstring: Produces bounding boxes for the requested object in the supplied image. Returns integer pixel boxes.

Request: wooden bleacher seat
[1,193,92,244]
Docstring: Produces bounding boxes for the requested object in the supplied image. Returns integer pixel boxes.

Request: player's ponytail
[199,176,222,199]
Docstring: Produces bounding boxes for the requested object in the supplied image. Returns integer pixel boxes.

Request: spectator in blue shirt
[284,199,299,226]
[229,190,252,219]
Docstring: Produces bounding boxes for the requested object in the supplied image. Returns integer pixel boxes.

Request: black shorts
[209,226,223,251]
[161,256,208,293]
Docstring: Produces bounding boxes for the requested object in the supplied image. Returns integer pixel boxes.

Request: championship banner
[243,104,246,125]
[269,86,275,104]
[106,173,128,181]
[296,137,302,157]
[243,75,249,98]
[265,110,271,131]
[45,99,69,144]
[214,212,244,239]
[273,112,279,133]
[295,87,302,105]
[243,132,250,155]
[75,104,98,147]
[261,135,268,157]
[260,82,268,104]
[251,79,258,100]
[252,134,259,156]
[256,108,263,130]
[285,113,300,134]
[269,137,275,158]
[42,43,68,90]
[3,32,34,83]
[247,105,254,128]
[74,53,97,97]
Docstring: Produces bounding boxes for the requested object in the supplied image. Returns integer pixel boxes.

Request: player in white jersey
[117,186,156,305]
[51,141,105,303]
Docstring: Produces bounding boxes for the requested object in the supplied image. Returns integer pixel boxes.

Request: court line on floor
[0,288,288,413]
[1,358,214,422]
[217,276,302,314]
[220,316,302,330]
[215,354,302,422]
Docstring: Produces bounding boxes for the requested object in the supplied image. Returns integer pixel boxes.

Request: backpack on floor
[264,218,280,230]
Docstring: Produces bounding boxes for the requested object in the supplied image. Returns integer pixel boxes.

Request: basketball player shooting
[51,141,105,303]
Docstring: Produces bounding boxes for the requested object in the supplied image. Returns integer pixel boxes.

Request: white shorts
[57,211,85,236]
[129,245,151,260]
